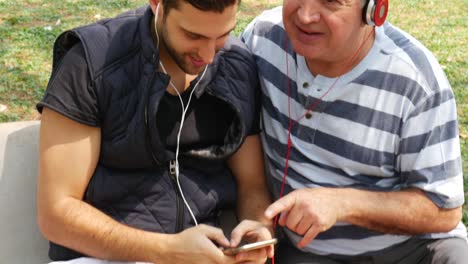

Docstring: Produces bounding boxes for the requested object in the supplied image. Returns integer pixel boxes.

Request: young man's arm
[227,135,274,261]
[38,108,234,264]
[228,135,271,224]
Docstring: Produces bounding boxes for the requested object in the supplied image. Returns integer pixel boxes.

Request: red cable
[271,28,374,264]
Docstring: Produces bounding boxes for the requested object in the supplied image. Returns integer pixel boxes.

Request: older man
[242,0,468,263]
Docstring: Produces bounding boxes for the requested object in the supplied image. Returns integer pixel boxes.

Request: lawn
[0,0,466,224]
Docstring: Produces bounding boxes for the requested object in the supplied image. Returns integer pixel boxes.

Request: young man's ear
[149,0,160,14]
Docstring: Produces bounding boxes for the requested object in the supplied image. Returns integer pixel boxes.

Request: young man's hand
[228,220,274,263]
[158,224,238,264]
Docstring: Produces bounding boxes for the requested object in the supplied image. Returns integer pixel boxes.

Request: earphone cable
[154,5,207,226]
[271,27,375,264]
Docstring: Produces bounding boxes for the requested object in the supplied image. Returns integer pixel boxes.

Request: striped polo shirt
[241,6,466,256]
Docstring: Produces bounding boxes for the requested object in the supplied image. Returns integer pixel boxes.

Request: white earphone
[154,3,208,226]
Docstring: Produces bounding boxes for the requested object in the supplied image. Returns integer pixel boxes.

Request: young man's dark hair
[162,0,240,15]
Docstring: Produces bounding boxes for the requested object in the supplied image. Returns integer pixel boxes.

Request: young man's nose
[198,40,217,64]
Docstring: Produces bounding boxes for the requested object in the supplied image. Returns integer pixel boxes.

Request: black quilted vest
[48,6,259,260]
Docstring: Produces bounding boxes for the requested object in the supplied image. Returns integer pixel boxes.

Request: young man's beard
[160,24,204,75]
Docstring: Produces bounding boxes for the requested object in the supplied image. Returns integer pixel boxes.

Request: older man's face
[282,0,368,71]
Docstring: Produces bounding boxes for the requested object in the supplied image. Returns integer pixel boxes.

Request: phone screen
[222,238,278,255]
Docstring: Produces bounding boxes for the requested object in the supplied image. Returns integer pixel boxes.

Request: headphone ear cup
[373,0,388,26]
[363,0,388,26]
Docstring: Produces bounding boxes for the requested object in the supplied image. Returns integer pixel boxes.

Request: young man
[37,0,273,263]
[242,0,468,263]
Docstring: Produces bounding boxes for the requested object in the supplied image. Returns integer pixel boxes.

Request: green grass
[387,0,468,224]
[0,0,467,224]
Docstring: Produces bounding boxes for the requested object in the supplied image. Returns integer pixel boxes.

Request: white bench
[0,120,237,263]
[0,121,49,263]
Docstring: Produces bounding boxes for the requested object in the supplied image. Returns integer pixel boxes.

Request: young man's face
[282,0,366,65]
[156,1,237,75]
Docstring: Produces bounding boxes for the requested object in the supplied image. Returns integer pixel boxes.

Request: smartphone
[222,238,278,255]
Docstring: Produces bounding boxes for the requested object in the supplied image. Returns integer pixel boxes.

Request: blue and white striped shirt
[241,6,466,256]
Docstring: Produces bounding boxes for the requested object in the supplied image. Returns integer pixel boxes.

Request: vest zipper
[169,160,185,233]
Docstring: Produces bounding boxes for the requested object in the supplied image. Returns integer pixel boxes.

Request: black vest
[48,6,259,260]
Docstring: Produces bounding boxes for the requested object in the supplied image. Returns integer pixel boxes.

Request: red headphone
[363,0,389,26]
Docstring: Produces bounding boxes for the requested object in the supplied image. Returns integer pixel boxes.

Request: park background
[0,0,466,225]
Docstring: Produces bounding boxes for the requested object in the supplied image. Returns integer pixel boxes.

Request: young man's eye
[186,32,200,40]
